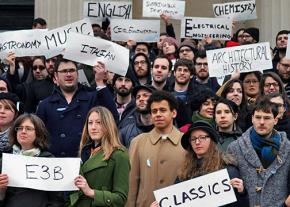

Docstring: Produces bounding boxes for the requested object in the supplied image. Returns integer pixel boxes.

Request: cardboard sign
[83,1,132,22]
[1,153,81,191]
[181,17,232,40]
[286,34,290,59]
[63,32,129,76]
[154,169,237,207]
[110,19,160,42]
[0,29,46,59]
[142,0,185,19]
[39,18,93,58]
[213,0,257,21]
[206,42,272,77]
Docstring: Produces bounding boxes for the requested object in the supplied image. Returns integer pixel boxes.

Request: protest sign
[0,29,46,59]
[142,0,185,19]
[181,17,232,40]
[154,169,236,207]
[63,32,129,76]
[39,18,93,58]
[213,0,257,21]
[286,34,290,59]
[206,42,272,77]
[1,153,81,191]
[110,19,160,42]
[84,1,132,22]
[78,69,91,87]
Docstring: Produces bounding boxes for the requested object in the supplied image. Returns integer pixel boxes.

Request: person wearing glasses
[36,57,118,158]
[177,120,249,206]
[240,71,261,105]
[276,55,290,99]
[5,55,54,113]
[131,53,152,86]
[192,50,220,93]
[0,114,64,207]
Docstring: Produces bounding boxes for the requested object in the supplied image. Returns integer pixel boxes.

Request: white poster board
[142,0,185,19]
[154,169,237,207]
[1,153,81,191]
[110,19,160,42]
[181,17,232,40]
[63,32,129,76]
[39,18,93,58]
[286,34,290,59]
[83,1,132,22]
[0,29,46,59]
[213,0,257,21]
[206,42,272,77]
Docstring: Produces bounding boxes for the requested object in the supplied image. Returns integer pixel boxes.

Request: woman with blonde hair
[69,106,130,207]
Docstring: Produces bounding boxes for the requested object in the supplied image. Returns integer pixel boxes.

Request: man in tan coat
[126,91,185,207]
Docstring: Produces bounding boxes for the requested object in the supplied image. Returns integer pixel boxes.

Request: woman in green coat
[69,106,130,207]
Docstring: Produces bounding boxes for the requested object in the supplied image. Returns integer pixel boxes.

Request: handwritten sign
[154,169,236,207]
[1,153,81,191]
[110,19,160,42]
[39,18,93,58]
[213,0,257,21]
[142,0,185,19]
[181,17,232,40]
[84,1,132,22]
[286,34,290,59]
[206,42,272,77]
[63,32,129,76]
[0,29,46,59]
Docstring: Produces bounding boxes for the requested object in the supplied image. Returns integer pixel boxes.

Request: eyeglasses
[134,60,147,66]
[32,65,46,71]
[179,48,192,53]
[190,135,210,143]
[57,68,77,74]
[243,80,259,85]
[264,82,279,88]
[195,62,208,67]
[280,63,290,69]
[15,126,35,132]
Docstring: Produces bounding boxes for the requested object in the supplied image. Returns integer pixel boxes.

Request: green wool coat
[69,149,130,207]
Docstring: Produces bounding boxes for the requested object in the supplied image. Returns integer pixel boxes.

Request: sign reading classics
[83,1,132,22]
[142,0,185,19]
[154,169,237,207]
[110,19,160,42]
[206,42,272,77]
[1,153,81,191]
[181,17,232,40]
[213,0,257,21]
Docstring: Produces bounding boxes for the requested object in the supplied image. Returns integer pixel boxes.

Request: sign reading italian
[83,1,132,22]
[110,19,160,42]
[154,169,237,207]
[206,42,272,77]
[213,0,257,21]
[63,32,129,76]
[39,18,93,58]
[142,0,185,19]
[0,29,46,59]
[181,17,232,40]
[1,153,81,191]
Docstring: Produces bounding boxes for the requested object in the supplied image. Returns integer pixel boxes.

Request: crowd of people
[0,15,289,206]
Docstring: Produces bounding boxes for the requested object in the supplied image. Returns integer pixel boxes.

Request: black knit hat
[132,84,155,98]
[178,40,197,54]
[0,92,20,111]
[181,120,220,150]
[112,68,135,87]
[244,27,259,42]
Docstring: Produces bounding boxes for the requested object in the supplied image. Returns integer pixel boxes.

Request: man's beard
[116,88,132,97]
[136,107,150,114]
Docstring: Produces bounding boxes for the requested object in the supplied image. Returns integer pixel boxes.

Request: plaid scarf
[250,128,281,169]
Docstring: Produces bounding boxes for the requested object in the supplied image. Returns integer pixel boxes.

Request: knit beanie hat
[162,37,179,49]
[244,27,259,42]
[178,40,197,53]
